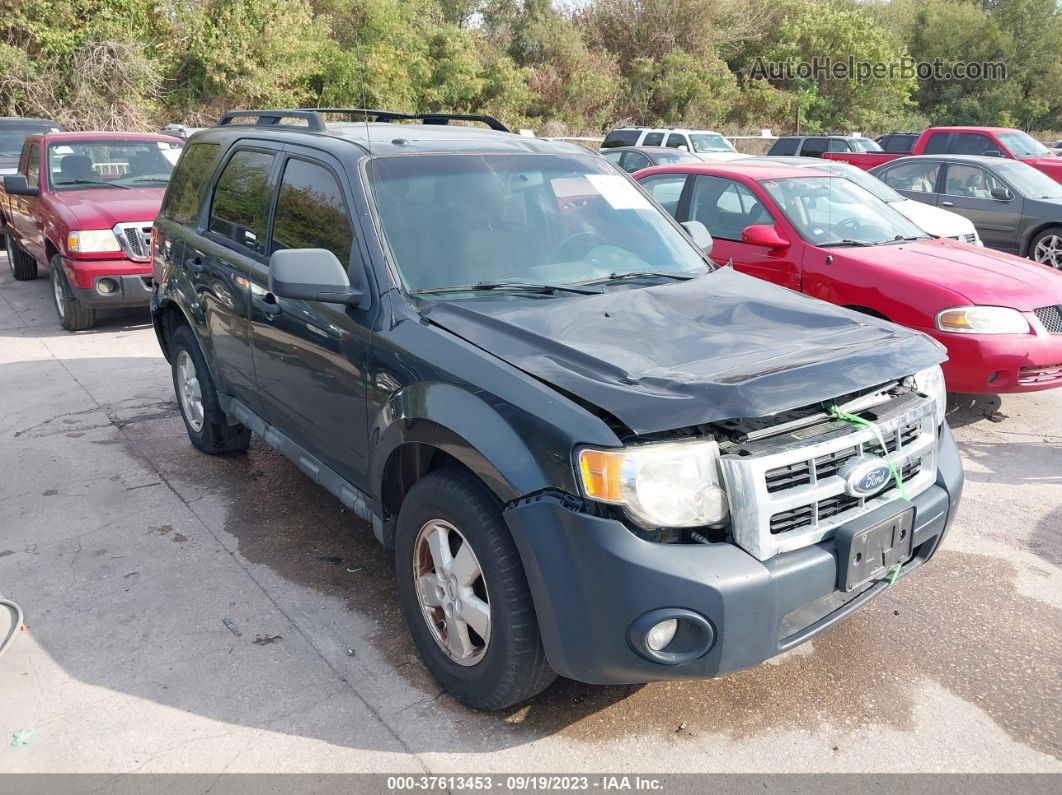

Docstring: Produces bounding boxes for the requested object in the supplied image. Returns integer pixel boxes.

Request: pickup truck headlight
[936,306,1030,335]
[66,229,121,254]
[577,439,729,527]
[911,364,947,425]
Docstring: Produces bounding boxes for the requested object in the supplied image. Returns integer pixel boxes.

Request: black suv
[152,108,964,709]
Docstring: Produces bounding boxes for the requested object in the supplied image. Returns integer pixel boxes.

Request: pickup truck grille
[112,222,152,262]
[1034,305,1062,334]
[719,393,937,561]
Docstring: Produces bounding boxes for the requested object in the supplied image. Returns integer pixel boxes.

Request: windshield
[47,139,181,189]
[760,176,928,246]
[850,138,883,152]
[991,160,1062,199]
[816,161,904,203]
[689,134,736,153]
[0,125,57,157]
[997,131,1049,159]
[369,153,708,295]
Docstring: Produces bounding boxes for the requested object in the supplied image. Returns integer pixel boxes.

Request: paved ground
[0,255,1059,774]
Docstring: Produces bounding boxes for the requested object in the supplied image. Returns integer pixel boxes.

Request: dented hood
[422,268,946,435]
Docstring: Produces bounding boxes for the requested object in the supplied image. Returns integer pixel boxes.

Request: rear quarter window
[161,142,220,225]
[602,130,639,148]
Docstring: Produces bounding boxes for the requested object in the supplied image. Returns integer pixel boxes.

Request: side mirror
[741,224,789,249]
[680,220,713,255]
[990,187,1012,201]
[677,145,689,151]
[3,174,38,196]
[268,248,368,308]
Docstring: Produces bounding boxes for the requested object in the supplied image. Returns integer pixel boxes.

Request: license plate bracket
[835,507,915,592]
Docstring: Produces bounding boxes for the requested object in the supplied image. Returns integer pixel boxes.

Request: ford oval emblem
[839,456,893,497]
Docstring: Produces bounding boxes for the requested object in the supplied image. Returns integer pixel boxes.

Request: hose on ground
[0,599,24,661]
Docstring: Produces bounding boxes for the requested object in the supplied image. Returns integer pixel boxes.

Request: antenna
[354,34,372,157]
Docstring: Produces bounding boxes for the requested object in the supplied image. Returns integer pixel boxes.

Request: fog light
[97,278,118,295]
[646,619,678,651]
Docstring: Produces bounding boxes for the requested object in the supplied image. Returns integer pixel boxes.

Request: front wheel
[395,469,555,710]
[50,256,95,331]
[1030,227,1062,270]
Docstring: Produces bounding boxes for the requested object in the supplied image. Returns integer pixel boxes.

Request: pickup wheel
[395,469,556,710]
[5,226,38,281]
[169,324,251,454]
[1030,227,1062,270]
[50,256,96,331]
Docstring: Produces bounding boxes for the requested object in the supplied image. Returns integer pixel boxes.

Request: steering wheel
[837,217,862,234]
[548,232,600,262]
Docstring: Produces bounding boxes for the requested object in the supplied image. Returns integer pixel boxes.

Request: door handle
[185,254,205,273]
[261,294,282,318]
[941,201,955,207]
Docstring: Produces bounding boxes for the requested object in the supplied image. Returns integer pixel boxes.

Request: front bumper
[504,423,964,685]
[924,324,1062,393]
[61,257,153,309]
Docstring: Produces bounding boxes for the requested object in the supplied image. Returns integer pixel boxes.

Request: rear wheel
[395,468,555,710]
[170,324,250,454]
[5,226,38,281]
[50,256,95,331]
[1030,227,1062,269]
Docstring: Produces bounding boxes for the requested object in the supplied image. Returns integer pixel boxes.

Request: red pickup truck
[822,127,1062,184]
[1,131,182,330]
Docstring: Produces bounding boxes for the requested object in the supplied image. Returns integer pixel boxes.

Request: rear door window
[208,149,276,256]
[799,138,828,158]
[162,142,220,225]
[879,161,941,193]
[270,157,354,264]
[638,174,687,215]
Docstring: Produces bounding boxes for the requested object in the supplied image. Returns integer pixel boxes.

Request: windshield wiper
[54,179,130,190]
[413,281,601,297]
[124,177,169,184]
[580,271,697,286]
[820,239,875,248]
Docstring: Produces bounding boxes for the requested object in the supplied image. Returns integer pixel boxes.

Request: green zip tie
[828,405,911,501]
[887,562,903,587]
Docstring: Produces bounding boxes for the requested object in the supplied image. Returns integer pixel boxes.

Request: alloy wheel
[52,269,66,318]
[1034,234,1062,269]
[175,350,205,432]
[412,518,491,666]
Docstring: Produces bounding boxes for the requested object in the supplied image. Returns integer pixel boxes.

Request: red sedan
[634,162,1062,393]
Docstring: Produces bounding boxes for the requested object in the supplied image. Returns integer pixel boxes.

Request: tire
[50,256,96,331]
[5,226,38,281]
[395,468,556,710]
[1029,227,1062,270]
[169,323,251,454]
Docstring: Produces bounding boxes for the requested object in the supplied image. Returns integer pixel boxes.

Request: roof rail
[214,108,511,133]
[306,108,510,132]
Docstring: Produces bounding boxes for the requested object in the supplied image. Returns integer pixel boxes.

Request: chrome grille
[112,222,152,262]
[1034,305,1062,334]
[720,394,938,561]
[948,233,977,244]
[1019,361,1062,385]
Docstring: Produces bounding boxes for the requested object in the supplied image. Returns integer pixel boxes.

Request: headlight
[911,364,947,425]
[936,306,1030,334]
[66,229,121,254]
[577,439,728,527]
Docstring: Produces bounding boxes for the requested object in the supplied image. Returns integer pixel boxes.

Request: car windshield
[997,131,1049,159]
[47,139,182,189]
[689,134,736,153]
[991,160,1062,199]
[0,125,56,157]
[760,176,929,246]
[815,161,903,203]
[369,153,708,295]
[850,138,883,152]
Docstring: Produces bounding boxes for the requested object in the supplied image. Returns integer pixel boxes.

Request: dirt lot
[0,256,1059,774]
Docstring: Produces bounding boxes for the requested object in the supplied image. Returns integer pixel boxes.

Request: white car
[745,156,982,245]
[602,127,744,161]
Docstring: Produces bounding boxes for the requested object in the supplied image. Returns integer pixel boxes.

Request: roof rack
[215,108,510,133]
